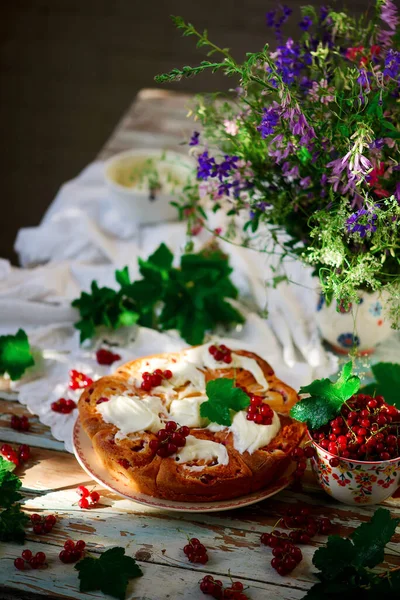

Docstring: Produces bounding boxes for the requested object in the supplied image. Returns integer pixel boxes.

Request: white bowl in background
[104,149,195,225]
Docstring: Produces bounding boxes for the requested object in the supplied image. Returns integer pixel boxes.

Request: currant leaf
[0,504,29,544]
[350,507,400,569]
[75,547,143,600]
[200,378,250,426]
[312,537,357,580]
[290,362,360,429]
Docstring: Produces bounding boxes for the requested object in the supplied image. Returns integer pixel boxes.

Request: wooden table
[1,89,400,600]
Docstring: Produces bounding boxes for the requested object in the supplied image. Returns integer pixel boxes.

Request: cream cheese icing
[169,396,208,428]
[208,409,281,454]
[96,395,163,437]
[174,435,229,468]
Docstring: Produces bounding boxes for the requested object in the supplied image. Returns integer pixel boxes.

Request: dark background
[0,0,380,262]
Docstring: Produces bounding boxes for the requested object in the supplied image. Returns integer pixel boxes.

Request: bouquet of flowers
[156,1,400,327]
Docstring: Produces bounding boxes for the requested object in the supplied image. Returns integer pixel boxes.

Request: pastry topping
[169,396,208,427]
[140,369,174,392]
[173,435,229,468]
[228,410,281,454]
[96,348,121,366]
[208,343,232,364]
[96,394,163,436]
[246,395,274,425]
[69,370,94,390]
[51,398,77,414]
[186,344,269,391]
[200,378,250,426]
[149,421,190,458]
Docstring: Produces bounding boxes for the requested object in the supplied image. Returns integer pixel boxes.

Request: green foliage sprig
[0,456,28,543]
[0,329,34,380]
[72,243,244,345]
[306,508,400,598]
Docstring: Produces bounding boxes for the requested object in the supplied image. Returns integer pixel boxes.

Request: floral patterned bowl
[315,289,392,354]
[310,434,400,505]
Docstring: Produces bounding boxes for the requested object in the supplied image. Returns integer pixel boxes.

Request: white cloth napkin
[1,159,340,451]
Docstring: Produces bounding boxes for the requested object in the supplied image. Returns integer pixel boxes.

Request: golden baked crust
[78,346,306,501]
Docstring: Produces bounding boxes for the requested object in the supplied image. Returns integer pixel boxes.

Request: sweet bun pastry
[78,342,306,501]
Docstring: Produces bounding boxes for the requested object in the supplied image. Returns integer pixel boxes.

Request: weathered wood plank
[0,400,65,452]
[0,541,307,600]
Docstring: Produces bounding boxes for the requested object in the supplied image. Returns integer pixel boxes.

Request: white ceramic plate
[73,419,294,513]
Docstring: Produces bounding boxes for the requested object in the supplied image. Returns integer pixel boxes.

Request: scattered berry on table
[59,539,86,563]
[199,575,248,599]
[77,485,89,497]
[183,537,208,564]
[140,369,173,392]
[150,421,190,457]
[69,370,93,390]
[96,348,121,365]
[51,398,76,414]
[14,550,47,570]
[10,415,30,431]
[209,344,232,364]
[76,486,100,508]
[31,513,57,534]
[78,497,89,509]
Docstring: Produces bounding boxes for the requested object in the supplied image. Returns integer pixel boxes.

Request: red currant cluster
[149,421,190,458]
[199,576,247,599]
[69,369,93,390]
[30,513,57,535]
[183,537,208,564]
[140,368,173,392]
[208,344,232,364]
[246,395,274,425]
[260,506,331,576]
[311,394,400,463]
[76,485,100,509]
[59,539,86,563]
[96,348,121,365]
[290,446,315,478]
[10,414,30,431]
[51,398,77,414]
[14,549,47,570]
[1,443,30,466]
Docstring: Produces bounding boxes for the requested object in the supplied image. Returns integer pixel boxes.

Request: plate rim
[72,419,294,513]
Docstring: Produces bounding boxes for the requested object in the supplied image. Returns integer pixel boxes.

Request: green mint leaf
[362,362,400,408]
[0,504,29,543]
[312,537,357,580]
[200,378,250,426]
[117,310,140,328]
[0,329,35,380]
[290,362,360,429]
[75,547,143,600]
[74,319,95,344]
[350,507,400,569]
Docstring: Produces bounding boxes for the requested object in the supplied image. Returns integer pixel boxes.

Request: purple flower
[214,155,239,181]
[320,6,329,21]
[370,138,385,150]
[257,107,280,138]
[268,38,304,86]
[395,182,400,202]
[346,208,378,238]
[383,49,400,79]
[378,0,399,46]
[197,151,215,180]
[266,10,276,27]
[265,5,292,39]
[299,16,313,31]
[189,131,200,146]
[357,69,372,86]
[300,176,312,188]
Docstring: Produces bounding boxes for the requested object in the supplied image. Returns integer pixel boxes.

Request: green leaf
[200,378,250,426]
[350,507,400,569]
[115,266,131,287]
[313,537,357,580]
[290,362,360,429]
[0,471,23,508]
[0,504,29,543]
[147,243,174,270]
[75,547,143,600]
[117,310,140,328]
[0,329,35,380]
[362,362,400,408]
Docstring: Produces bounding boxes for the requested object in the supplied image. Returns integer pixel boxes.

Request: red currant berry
[64,539,75,550]
[35,552,46,564]
[75,540,86,551]
[45,514,57,526]
[22,549,33,561]
[33,523,44,535]
[329,457,340,467]
[89,491,100,503]
[77,485,89,497]
[78,498,89,509]
[14,557,25,570]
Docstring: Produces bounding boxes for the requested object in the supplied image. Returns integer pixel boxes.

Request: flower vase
[315,290,393,354]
